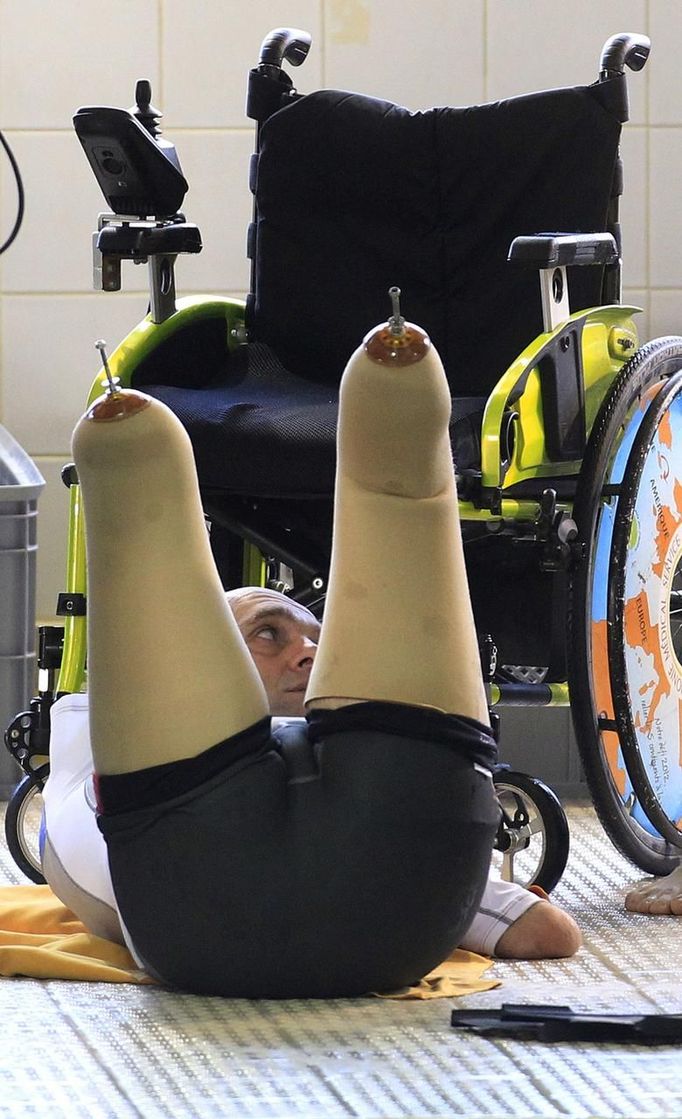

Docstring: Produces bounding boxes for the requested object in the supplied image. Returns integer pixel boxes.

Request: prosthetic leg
[72,377,268,776]
[74,292,487,774]
[307,288,490,725]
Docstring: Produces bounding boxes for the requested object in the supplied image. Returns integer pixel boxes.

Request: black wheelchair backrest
[248,77,626,396]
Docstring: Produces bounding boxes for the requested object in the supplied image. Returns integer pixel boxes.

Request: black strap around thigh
[306,701,498,769]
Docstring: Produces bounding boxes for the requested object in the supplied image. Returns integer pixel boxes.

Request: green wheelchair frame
[6,27,682,895]
[60,295,637,694]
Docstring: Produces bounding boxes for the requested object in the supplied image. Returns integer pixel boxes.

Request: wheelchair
[5,28,682,899]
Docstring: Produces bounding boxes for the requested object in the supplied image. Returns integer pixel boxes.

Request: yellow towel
[0,884,500,998]
[376,949,501,1000]
[0,885,152,984]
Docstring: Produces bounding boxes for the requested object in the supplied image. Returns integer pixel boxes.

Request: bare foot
[624,865,682,915]
[495,901,582,959]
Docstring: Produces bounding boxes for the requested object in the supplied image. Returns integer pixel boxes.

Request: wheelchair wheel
[492,769,570,893]
[4,767,47,884]
[609,369,682,843]
[569,336,682,874]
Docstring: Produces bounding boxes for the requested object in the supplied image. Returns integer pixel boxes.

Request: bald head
[226,587,321,716]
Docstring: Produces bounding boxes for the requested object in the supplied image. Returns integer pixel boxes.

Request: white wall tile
[324,0,484,108]
[0,129,252,299]
[0,132,137,293]
[0,0,680,522]
[33,456,70,622]
[621,287,649,345]
[649,290,682,340]
[649,1,682,125]
[161,0,322,128]
[619,126,647,290]
[486,0,647,124]
[1,294,148,454]
[0,0,160,130]
[168,130,253,294]
[650,128,682,287]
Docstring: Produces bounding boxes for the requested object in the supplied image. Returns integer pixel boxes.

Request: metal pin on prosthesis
[86,340,151,420]
[364,286,430,366]
[387,286,406,336]
[95,339,120,397]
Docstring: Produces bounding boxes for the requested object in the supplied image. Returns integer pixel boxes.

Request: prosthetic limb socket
[71,375,268,776]
[306,289,489,725]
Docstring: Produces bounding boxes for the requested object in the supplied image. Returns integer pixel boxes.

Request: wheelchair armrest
[97,221,202,260]
[508,233,618,269]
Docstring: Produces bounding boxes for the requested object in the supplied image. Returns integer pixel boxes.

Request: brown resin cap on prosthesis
[84,388,153,422]
[363,287,431,366]
[364,321,431,366]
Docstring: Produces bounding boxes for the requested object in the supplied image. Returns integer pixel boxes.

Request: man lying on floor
[42,589,580,969]
[43,307,579,997]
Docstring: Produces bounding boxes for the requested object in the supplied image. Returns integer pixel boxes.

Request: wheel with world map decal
[609,369,682,844]
[569,336,682,873]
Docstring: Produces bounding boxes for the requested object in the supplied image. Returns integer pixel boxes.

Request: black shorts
[96,702,499,998]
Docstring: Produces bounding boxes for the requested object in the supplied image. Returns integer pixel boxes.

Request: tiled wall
[0,0,678,620]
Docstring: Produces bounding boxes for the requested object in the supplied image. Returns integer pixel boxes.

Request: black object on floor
[450,1003,682,1043]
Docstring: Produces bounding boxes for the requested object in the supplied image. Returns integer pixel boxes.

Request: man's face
[228,588,321,716]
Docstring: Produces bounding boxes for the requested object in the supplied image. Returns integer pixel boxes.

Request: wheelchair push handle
[259,28,312,71]
[600,32,650,77]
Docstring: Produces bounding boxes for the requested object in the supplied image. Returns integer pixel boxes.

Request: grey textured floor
[1,802,681,1119]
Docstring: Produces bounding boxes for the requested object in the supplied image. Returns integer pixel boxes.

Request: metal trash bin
[0,425,45,797]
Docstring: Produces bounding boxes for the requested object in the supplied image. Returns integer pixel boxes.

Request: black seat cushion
[140,342,485,498]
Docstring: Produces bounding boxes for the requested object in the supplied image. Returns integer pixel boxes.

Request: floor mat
[1,802,681,1118]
